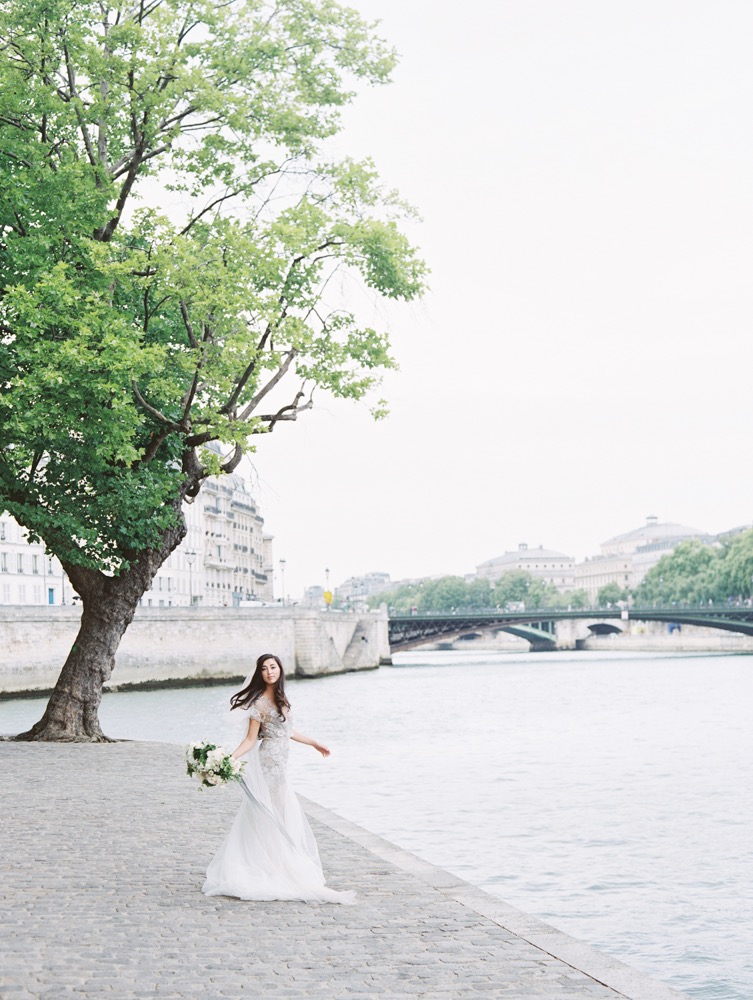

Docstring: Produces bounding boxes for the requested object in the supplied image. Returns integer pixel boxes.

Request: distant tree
[492,570,532,605]
[565,588,590,609]
[370,581,422,614]
[467,577,494,609]
[635,540,721,605]
[717,529,753,601]
[419,576,468,612]
[493,570,559,609]
[596,583,628,607]
[370,571,565,615]
[0,0,425,741]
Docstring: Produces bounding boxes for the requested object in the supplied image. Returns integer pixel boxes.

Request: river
[2,649,752,1000]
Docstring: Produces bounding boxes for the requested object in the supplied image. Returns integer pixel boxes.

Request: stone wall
[0,606,390,695]
[555,616,753,652]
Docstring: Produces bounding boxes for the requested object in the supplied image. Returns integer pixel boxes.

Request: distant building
[574,515,712,600]
[140,474,273,608]
[476,543,575,590]
[572,553,632,600]
[1,472,273,608]
[302,584,326,608]
[0,515,70,605]
[333,572,392,608]
[714,523,753,543]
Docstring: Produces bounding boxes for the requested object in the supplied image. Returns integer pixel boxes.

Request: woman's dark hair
[230,653,291,718]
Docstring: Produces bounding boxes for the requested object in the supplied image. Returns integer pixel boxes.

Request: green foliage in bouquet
[185,740,245,788]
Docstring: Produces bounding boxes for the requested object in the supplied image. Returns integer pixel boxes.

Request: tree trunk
[15,504,187,742]
[15,589,141,742]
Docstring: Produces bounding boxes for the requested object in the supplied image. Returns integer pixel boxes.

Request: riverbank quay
[0,606,388,696]
[0,743,688,1000]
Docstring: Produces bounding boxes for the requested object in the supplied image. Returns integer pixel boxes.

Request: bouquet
[185,740,245,788]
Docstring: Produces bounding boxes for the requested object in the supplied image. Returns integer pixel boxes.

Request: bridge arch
[587,622,623,636]
[387,606,753,651]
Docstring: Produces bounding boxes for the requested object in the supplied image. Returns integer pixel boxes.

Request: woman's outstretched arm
[231,718,261,759]
[291,730,330,757]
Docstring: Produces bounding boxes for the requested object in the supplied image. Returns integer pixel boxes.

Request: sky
[243,0,753,598]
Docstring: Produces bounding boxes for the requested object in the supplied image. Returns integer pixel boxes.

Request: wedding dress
[202,697,356,904]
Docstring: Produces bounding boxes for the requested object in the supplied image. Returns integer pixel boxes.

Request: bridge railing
[389,603,753,619]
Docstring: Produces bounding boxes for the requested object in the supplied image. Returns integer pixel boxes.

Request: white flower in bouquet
[206,748,226,770]
[184,741,245,789]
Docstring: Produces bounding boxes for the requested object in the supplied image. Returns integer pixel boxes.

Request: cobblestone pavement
[0,743,687,1000]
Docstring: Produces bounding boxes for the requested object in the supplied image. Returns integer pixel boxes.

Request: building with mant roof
[476,543,575,590]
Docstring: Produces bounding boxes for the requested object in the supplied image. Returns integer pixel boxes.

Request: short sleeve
[234,703,262,723]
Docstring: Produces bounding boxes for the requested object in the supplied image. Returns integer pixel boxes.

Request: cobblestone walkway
[0,743,686,1000]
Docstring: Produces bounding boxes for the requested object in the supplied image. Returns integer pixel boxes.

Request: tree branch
[28,450,45,482]
[179,300,199,348]
[131,380,181,430]
[179,187,246,236]
[95,155,142,240]
[237,349,297,422]
[110,142,173,179]
[221,443,243,474]
[137,429,170,466]
[183,429,213,448]
[13,210,27,236]
[219,320,274,416]
[255,387,314,431]
[63,44,98,171]
[219,236,337,417]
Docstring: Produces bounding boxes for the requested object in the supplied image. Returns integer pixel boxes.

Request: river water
[3,649,752,1000]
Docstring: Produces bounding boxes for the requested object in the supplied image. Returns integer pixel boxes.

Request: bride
[202,653,356,904]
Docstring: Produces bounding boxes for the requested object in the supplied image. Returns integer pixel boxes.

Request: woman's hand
[312,742,330,758]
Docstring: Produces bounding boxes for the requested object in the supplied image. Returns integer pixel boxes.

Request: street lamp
[279,558,287,606]
[186,551,196,606]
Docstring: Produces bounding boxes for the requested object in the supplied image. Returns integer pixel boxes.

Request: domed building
[574,516,712,600]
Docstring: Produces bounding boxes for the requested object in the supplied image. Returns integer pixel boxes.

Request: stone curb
[301,797,689,1000]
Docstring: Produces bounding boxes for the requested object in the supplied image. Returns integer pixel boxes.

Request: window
[17,554,24,573]
[32,555,39,574]
[0,522,5,540]
[1,553,7,573]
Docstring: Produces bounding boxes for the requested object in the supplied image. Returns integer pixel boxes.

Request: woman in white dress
[202,653,356,904]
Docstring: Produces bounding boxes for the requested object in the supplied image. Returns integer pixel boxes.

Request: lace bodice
[245,697,293,794]
[246,696,292,739]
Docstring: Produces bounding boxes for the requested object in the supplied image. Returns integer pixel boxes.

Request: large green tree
[635,540,721,605]
[717,529,753,600]
[0,0,425,740]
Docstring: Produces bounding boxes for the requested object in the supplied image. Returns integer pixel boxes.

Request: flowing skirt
[202,744,356,904]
